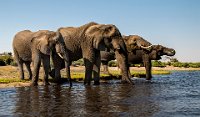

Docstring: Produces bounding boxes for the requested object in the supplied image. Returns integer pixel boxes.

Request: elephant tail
[13,47,20,64]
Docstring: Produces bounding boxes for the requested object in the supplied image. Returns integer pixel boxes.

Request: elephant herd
[12,22,175,86]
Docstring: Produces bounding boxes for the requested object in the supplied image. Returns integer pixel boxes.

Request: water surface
[0,71,200,117]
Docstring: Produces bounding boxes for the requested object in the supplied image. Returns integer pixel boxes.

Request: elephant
[12,30,70,86]
[100,35,176,80]
[49,22,135,85]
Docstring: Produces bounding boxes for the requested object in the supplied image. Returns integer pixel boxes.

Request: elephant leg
[93,51,101,85]
[143,55,152,80]
[102,61,110,74]
[32,56,41,86]
[84,58,93,85]
[115,51,133,84]
[41,55,50,85]
[65,63,72,87]
[18,61,24,80]
[49,68,55,78]
[145,61,152,80]
[25,61,32,80]
[51,52,63,83]
[14,51,24,80]
[127,64,132,78]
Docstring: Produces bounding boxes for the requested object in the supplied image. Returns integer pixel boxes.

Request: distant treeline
[0,52,16,66]
[0,52,200,68]
[107,58,200,68]
[151,60,200,68]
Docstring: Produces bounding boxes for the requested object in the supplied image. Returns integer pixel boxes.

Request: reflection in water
[12,82,159,117]
[0,71,200,116]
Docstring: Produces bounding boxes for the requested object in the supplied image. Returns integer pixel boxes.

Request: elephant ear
[85,24,107,51]
[31,33,51,55]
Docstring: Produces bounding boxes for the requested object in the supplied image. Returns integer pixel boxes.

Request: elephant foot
[43,82,50,86]
[146,78,152,80]
[53,78,61,84]
[94,81,100,85]
[31,82,38,86]
[121,80,134,85]
[69,82,72,87]
[121,80,128,84]
[84,81,91,86]
[20,77,24,80]
[49,70,55,79]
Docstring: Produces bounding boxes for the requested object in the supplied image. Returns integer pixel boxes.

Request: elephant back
[124,35,152,47]
[13,30,33,61]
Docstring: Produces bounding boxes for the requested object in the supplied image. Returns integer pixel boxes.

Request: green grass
[0,79,30,83]
[108,70,170,78]
[0,66,171,83]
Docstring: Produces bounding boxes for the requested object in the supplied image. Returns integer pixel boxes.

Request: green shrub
[0,59,6,66]
[152,60,166,67]
[10,61,18,66]
[108,60,117,67]
[0,53,14,65]
[72,59,84,66]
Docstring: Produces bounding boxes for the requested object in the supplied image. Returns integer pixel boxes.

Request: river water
[0,71,200,117]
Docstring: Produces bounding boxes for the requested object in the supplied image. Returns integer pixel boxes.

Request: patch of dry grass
[0,66,170,84]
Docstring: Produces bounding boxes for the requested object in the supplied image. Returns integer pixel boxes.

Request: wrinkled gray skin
[12,30,70,86]
[101,35,176,80]
[50,22,133,85]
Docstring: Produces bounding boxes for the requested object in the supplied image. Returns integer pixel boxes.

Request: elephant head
[85,24,133,84]
[31,30,71,85]
[31,31,70,70]
[124,35,153,53]
[31,31,69,61]
[150,45,176,60]
[54,31,70,64]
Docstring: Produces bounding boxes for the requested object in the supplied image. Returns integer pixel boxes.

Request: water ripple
[0,71,200,116]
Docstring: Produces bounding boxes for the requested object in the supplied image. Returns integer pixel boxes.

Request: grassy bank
[0,66,171,84]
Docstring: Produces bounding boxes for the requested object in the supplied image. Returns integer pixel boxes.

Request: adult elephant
[101,35,176,80]
[12,30,70,86]
[50,22,133,85]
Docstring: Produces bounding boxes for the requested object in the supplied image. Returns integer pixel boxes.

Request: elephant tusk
[140,45,153,49]
[57,53,64,59]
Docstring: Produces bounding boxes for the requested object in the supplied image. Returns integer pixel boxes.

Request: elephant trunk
[55,31,72,86]
[115,50,133,84]
[60,44,72,86]
[164,48,176,56]
[113,39,133,84]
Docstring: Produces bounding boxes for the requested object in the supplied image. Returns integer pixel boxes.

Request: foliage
[0,59,6,66]
[151,58,200,68]
[171,62,200,68]
[72,59,84,66]
[108,60,117,67]
[10,61,18,66]
[170,58,179,63]
[152,60,166,67]
[0,53,14,66]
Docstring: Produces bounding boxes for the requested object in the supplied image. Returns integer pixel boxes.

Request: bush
[108,60,117,67]
[0,59,6,66]
[152,60,166,67]
[130,64,143,67]
[72,59,84,66]
[10,61,18,66]
[0,54,14,65]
